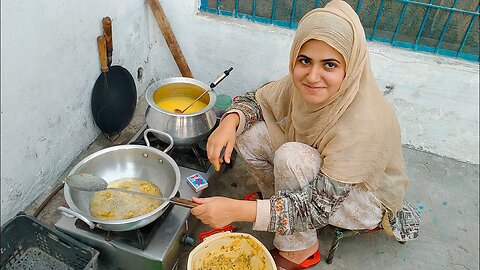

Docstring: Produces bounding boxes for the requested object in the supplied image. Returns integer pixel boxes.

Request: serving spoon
[174,67,233,114]
[65,173,199,208]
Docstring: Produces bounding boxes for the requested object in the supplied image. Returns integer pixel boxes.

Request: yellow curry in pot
[155,96,207,114]
[89,178,163,220]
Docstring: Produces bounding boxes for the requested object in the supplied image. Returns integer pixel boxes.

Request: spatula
[65,173,199,208]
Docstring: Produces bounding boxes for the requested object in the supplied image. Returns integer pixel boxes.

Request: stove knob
[181,234,195,246]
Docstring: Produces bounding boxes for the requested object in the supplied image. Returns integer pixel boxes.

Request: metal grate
[200,0,479,62]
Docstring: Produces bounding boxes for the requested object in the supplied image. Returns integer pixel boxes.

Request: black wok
[91,17,136,140]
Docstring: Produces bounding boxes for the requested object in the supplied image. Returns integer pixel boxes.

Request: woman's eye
[299,58,310,65]
[325,62,337,69]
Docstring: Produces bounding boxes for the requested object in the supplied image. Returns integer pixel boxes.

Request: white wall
[0,0,180,225]
[368,45,479,165]
[1,0,478,224]
[160,0,479,164]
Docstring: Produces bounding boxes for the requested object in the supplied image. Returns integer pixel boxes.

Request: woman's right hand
[207,113,240,171]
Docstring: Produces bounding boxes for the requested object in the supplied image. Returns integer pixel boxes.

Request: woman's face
[293,39,346,105]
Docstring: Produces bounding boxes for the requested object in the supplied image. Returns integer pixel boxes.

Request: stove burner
[56,124,225,270]
[129,128,211,173]
[74,192,177,250]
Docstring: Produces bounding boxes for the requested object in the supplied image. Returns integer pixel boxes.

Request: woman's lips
[303,84,326,91]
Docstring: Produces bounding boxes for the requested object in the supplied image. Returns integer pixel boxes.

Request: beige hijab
[256,0,408,214]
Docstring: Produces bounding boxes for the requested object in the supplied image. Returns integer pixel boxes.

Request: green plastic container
[214,93,232,118]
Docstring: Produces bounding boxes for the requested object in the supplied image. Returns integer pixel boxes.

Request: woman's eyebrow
[321,58,341,63]
[297,54,311,60]
[297,54,340,64]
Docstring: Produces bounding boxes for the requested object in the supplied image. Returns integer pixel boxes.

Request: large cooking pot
[58,129,180,231]
[145,77,218,146]
[145,68,234,146]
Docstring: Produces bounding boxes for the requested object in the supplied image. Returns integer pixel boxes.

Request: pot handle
[58,206,95,230]
[144,128,174,153]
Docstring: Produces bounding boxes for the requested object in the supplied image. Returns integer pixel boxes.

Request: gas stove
[55,124,222,270]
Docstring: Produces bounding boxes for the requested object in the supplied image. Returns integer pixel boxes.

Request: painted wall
[1,0,478,224]
[0,0,180,225]
[160,0,479,164]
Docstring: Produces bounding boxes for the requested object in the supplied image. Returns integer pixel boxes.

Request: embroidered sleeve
[268,172,354,235]
[387,200,421,241]
[226,91,263,132]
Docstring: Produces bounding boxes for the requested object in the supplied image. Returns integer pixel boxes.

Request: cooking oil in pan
[89,178,163,220]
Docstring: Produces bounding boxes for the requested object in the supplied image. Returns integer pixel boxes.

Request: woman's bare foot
[278,240,320,264]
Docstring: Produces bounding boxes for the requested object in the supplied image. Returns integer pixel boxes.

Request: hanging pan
[91,17,137,140]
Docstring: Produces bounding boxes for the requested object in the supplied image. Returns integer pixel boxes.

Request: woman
[191,0,420,268]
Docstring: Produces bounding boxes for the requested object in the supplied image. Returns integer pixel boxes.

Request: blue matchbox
[186,173,208,192]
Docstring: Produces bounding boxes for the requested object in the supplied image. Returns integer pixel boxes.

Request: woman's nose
[306,65,323,83]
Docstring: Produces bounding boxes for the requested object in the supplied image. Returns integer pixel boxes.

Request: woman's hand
[191,197,256,228]
[207,113,239,171]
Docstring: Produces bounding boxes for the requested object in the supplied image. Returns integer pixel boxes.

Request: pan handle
[144,128,174,153]
[102,17,113,67]
[58,206,96,230]
[97,35,108,73]
[169,197,200,208]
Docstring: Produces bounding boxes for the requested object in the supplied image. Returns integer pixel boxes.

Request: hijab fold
[256,0,408,215]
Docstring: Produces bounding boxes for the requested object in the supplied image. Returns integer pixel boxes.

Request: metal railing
[200,0,479,61]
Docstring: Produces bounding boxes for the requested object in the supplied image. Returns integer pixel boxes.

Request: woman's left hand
[191,197,256,228]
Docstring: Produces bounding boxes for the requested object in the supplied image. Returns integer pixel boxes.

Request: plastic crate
[1,213,99,270]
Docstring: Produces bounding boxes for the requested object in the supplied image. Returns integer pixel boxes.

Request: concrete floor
[24,96,479,270]
[177,147,479,270]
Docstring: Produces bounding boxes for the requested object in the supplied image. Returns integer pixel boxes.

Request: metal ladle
[65,173,199,208]
[174,67,233,114]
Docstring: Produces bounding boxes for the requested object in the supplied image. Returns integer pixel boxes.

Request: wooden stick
[148,0,193,78]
